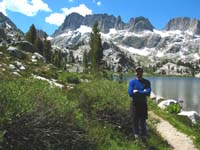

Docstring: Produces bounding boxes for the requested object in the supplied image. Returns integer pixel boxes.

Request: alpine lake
[125,76,200,113]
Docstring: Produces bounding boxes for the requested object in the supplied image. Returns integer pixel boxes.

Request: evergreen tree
[52,51,59,68]
[89,22,103,73]
[43,40,52,63]
[51,50,66,69]
[25,24,37,44]
[69,51,75,63]
[83,50,88,72]
[34,37,43,55]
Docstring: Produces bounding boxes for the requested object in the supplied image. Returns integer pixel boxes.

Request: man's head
[136,67,143,79]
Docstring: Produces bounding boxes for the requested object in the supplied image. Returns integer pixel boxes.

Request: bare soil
[149,111,197,150]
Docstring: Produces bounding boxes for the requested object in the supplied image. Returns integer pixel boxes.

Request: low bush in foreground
[0,77,172,150]
[0,78,94,150]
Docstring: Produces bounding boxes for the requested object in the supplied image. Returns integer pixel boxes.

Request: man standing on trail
[128,67,151,143]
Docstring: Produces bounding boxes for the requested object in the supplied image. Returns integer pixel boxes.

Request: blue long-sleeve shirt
[128,78,151,119]
[128,78,151,98]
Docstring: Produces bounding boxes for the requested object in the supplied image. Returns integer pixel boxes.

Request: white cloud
[45,13,66,26]
[61,4,92,17]
[0,0,7,15]
[0,0,51,16]
[45,4,92,26]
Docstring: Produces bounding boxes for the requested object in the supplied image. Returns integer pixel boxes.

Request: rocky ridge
[52,13,153,36]
[164,17,200,35]
[51,13,200,76]
[0,12,200,77]
[0,12,24,46]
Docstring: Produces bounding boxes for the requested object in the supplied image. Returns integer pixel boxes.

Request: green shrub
[0,106,95,150]
[59,72,80,84]
[0,46,7,52]
[165,103,181,114]
[79,73,94,80]
[32,64,58,79]
[194,121,200,131]
[0,78,70,123]
[0,77,175,150]
[0,77,95,149]
[73,79,129,111]
[175,115,193,127]
[67,75,80,84]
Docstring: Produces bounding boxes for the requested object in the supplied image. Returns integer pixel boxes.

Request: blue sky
[0,0,200,35]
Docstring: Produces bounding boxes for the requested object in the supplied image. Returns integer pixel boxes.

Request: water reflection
[127,76,200,113]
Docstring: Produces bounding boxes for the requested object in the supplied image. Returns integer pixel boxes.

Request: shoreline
[150,91,200,123]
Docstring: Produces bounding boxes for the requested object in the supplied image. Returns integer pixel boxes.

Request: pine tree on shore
[89,22,103,73]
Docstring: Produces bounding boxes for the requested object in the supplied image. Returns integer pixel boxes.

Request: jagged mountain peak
[53,13,125,36]
[37,29,48,39]
[83,13,125,33]
[0,12,8,20]
[54,12,84,36]
[0,12,17,29]
[62,13,84,30]
[0,11,23,36]
[128,16,154,32]
[164,17,200,35]
[53,13,155,36]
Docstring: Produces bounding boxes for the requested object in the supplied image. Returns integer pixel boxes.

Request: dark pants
[133,116,147,136]
[130,99,147,137]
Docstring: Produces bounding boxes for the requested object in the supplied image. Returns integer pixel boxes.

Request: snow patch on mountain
[58,31,73,37]
[117,44,151,56]
[6,22,12,29]
[50,16,200,76]
[193,53,200,60]
[153,29,184,37]
[156,51,165,58]
[77,25,92,34]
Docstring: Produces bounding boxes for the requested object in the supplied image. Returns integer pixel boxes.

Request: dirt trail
[149,111,197,150]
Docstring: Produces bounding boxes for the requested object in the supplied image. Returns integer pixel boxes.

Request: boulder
[32,75,64,89]
[178,111,200,123]
[150,91,156,100]
[32,52,45,62]
[12,71,21,76]
[9,64,16,70]
[7,46,26,59]
[158,99,178,109]
[195,73,200,78]
[16,41,37,53]
[15,61,26,70]
[155,96,165,103]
